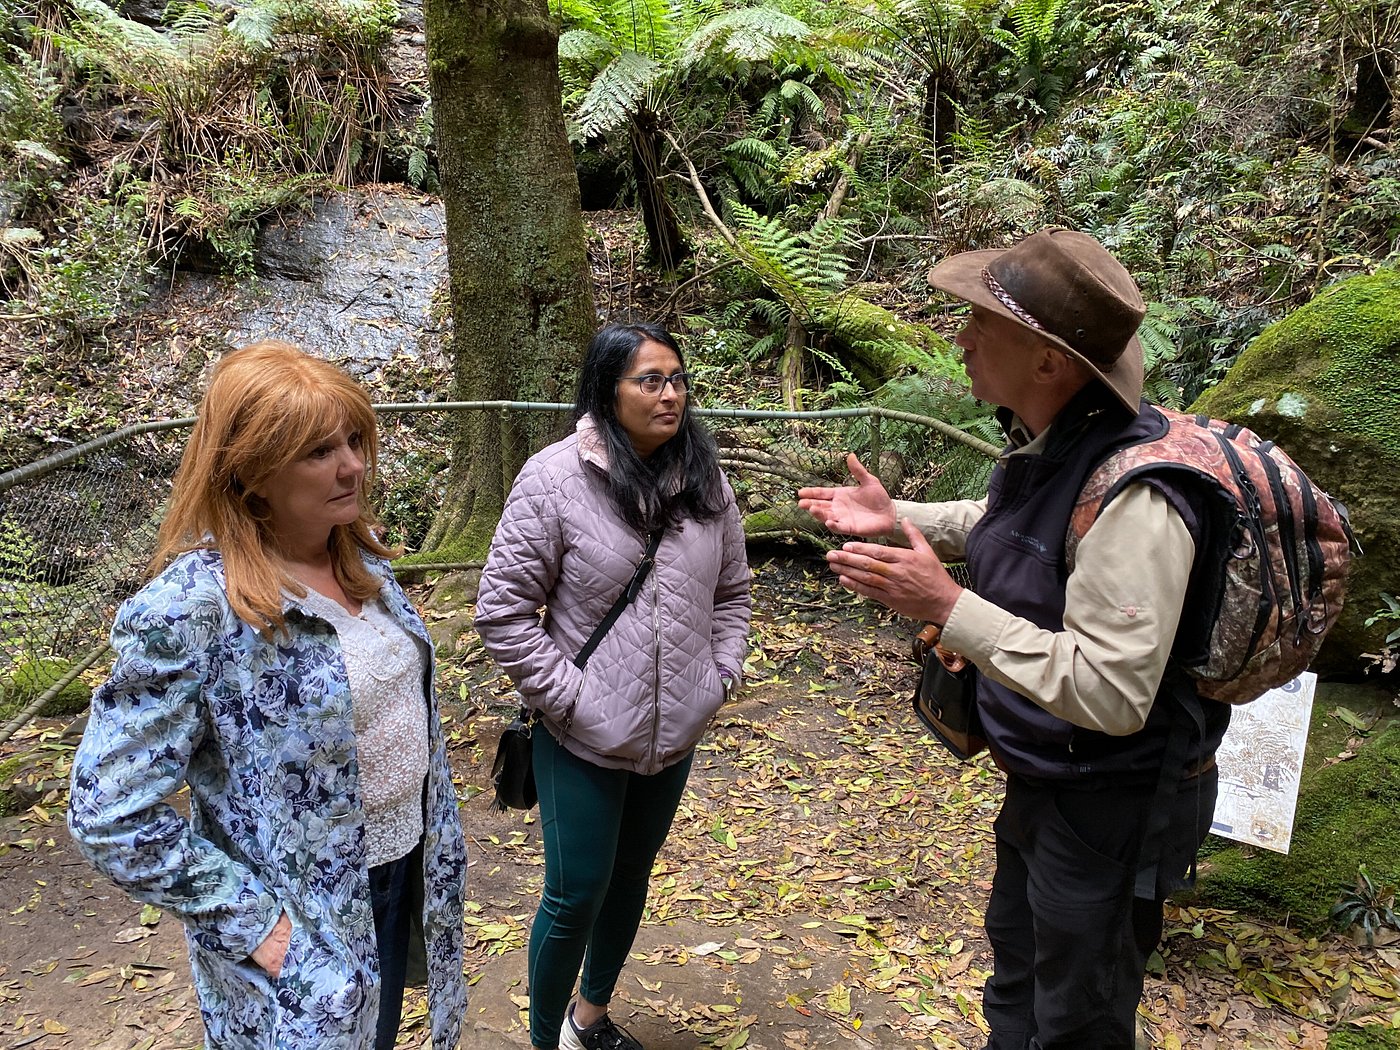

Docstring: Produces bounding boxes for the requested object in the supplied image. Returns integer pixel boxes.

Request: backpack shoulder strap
[1067,407,1231,570]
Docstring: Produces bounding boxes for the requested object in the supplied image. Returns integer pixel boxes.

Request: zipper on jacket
[648,536,663,768]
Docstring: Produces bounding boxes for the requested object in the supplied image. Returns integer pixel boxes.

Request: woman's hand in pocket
[250,912,293,978]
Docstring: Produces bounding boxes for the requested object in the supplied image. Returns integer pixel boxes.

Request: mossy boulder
[1,656,93,720]
[1329,1025,1400,1050]
[1190,270,1400,671]
[1190,682,1400,928]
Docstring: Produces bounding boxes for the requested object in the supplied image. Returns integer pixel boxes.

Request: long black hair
[575,323,727,532]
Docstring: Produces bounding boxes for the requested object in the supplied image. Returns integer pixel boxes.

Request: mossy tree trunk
[419,0,597,563]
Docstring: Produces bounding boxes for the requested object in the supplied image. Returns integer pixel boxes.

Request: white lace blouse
[302,588,429,868]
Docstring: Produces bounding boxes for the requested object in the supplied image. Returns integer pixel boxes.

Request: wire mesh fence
[0,402,998,742]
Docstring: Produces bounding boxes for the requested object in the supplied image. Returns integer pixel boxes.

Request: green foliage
[1363,592,1400,674]
[379,449,449,551]
[730,200,853,302]
[678,6,813,69]
[34,0,394,259]
[987,0,1093,117]
[0,0,404,351]
[8,190,156,348]
[0,519,39,583]
[0,48,62,147]
[1328,1025,1400,1050]
[1330,863,1399,946]
[1366,593,1400,648]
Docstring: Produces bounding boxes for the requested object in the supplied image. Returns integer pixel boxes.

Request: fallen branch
[663,129,737,248]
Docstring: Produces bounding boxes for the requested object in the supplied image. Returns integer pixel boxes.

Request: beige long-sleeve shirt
[892,424,1195,737]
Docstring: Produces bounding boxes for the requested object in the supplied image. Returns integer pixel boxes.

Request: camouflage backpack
[1067,408,1354,704]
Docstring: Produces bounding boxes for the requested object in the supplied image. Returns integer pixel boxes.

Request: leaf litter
[1,560,1397,1047]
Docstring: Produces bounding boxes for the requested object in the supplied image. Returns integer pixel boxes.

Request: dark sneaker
[558,1004,644,1050]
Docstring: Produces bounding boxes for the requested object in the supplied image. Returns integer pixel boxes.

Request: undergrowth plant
[1362,592,1400,675]
[0,0,403,352]
[1331,864,1400,946]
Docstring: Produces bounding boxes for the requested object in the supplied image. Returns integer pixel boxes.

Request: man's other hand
[826,518,964,624]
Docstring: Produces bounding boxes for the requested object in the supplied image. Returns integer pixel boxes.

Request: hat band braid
[981,268,1047,333]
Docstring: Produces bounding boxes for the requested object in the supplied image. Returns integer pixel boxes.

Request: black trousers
[982,768,1218,1050]
[369,838,422,1050]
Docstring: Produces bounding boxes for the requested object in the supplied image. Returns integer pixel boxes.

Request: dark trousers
[982,769,1218,1050]
[528,727,694,1049]
[369,838,422,1050]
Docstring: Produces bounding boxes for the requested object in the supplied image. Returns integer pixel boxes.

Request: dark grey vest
[966,385,1231,782]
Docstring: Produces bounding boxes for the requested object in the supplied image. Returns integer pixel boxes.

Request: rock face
[229,189,448,383]
[1190,270,1400,670]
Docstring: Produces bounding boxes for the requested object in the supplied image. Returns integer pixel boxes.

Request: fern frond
[725,136,781,168]
[68,0,178,60]
[559,28,616,67]
[407,148,429,188]
[679,6,810,68]
[777,77,824,122]
[572,50,662,138]
[227,3,279,50]
[749,297,789,327]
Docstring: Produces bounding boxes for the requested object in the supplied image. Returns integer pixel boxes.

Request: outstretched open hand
[797,453,895,538]
[826,518,964,625]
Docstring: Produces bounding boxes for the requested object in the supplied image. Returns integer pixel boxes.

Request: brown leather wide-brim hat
[928,227,1145,414]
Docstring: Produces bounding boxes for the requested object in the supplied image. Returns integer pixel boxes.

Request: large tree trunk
[418,0,596,563]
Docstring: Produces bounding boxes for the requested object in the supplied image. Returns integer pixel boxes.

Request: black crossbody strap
[572,527,665,669]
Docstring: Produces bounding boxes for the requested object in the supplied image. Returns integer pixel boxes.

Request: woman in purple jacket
[475,323,752,1050]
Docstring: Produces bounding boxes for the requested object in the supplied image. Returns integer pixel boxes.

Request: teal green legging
[528,726,694,1049]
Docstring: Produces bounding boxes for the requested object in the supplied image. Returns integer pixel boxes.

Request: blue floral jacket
[68,548,466,1049]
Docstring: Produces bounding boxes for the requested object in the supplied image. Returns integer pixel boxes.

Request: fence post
[869,409,882,481]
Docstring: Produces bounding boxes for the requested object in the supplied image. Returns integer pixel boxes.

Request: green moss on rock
[1192,269,1400,457]
[1191,717,1400,928]
[1328,1025,1400,1050]
[1190,269,1400,669]
[1,656,91,719]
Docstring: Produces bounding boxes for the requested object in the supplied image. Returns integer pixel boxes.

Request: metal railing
[0,401,998,744]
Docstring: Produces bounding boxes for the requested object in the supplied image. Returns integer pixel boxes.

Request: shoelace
[581,1016,642,1050]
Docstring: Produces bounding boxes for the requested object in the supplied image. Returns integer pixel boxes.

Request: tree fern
[559,28,616,68]
[678,7,811,69]
[573,50,664,139]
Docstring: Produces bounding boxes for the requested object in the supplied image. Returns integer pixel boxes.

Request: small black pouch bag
[490,711,538,811]
[910,623,987,762]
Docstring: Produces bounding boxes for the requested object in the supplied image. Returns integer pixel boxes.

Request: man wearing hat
[799,227,1230,1049]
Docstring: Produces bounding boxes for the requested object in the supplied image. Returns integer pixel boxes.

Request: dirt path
[2,563,1394,1049]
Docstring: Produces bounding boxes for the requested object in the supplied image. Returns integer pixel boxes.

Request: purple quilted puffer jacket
[475,419,751,774]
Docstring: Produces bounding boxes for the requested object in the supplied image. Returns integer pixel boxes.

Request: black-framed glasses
[619,371,692,396]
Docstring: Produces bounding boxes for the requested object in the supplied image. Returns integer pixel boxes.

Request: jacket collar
[576,413,609,472]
